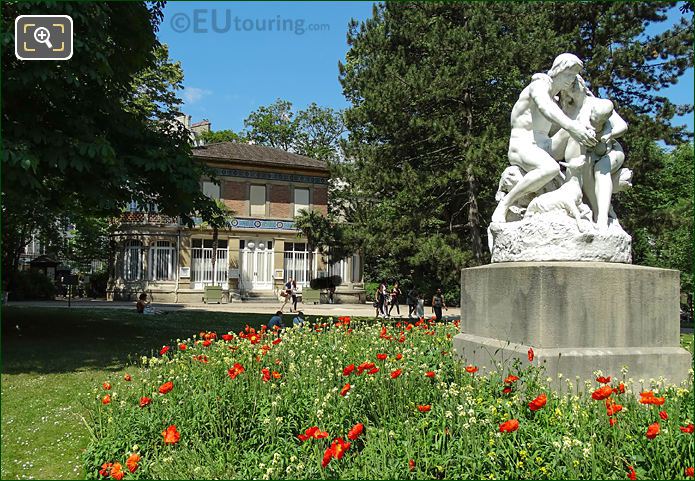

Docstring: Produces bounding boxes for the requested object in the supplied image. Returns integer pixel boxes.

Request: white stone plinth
[452,262,692,390]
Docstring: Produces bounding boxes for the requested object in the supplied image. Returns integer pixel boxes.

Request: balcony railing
[120,212,179,225]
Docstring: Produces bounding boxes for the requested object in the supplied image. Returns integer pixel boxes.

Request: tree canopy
[337,2,693,298]
[1,2,223,286]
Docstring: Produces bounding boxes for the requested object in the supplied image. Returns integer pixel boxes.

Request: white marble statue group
[488,53,633,263]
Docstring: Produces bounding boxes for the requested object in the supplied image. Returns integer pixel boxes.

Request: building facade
[107,142,364,303]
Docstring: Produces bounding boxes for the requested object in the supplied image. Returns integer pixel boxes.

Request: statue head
[589,98,614,130]
[548,53,583,78]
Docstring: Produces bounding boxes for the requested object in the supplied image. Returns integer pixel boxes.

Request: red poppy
[110,462,124,481]
[680,424,694,433]
[639,391,666,405]
[298,426,329,441]
[645,422,660,440]
[262,368,271,382]
[425,371,435,378]
[358,362,376,374]
[528,393,547,411]
[499,419,519,433]
[202,340,212,347]
[222,334,233,341]
[249,334,260,344]
[398,335,406,343]
[417,405,431,413]
[192,353,206,362]
[321,438,351,468]
[159,345,170,356]
[340,383,351,396]
[685,467,694,478]
[123,373,132,382]
[139,396,151,408]
[659,411,668,420]
[343,364,355,376]
[272,371,282,379]
[596,376,611,384]
[158,381,173,394]
[179,343,187,350]
[347,422,364,440]
[376,353,387,361]
[102,394,111,405]
[591,385,613,401]
[102,382,111,390]
[367,367,380,375]
[527,347,534,362]
[272,338,282,345]
[409,459,416,471]
[126,453,140,474]
[99,462,112,477]
[609,417,617,427]
[321,448,333,468]
[627,465,636,480]
[504,374,519,384]
[502,386,512,395]
[162,425,181,444]
[606,403,623,417]
[390,369,402,379]
[465,365,478,373]
[396,353,403,360]
[612,382,625,394]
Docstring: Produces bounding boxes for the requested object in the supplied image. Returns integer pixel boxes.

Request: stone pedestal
[452,262,692,390]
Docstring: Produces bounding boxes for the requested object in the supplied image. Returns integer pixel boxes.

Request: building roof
[192,142,328,172]
[191,120,210,128]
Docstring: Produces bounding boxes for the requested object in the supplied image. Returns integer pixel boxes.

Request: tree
[1,2,223,289]
[243,99,345,161]
[338,2,692,299]
[293,209,334,281]
[199,129,245,144]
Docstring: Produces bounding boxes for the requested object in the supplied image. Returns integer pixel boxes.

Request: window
[284,242,310,286]
[123,240,144,280]
[293,188,310,217]
[329,257,349,285]
[351,253,361,283]
[191,239,228,287]
[250,185,266,216]
[150,241,176,281]
[202,181,220,200]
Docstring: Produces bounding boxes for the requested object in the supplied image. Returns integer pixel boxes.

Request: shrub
[84,317,694,480]
[309,275,342,290]
[86,271,109,298]
[9,270,56,300]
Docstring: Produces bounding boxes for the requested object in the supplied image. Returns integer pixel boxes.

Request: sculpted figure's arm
[600,110,628,143]
[529,80,597,147]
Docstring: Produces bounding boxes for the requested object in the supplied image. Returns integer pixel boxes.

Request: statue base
[452,262,692,391]
[488,213,631,263]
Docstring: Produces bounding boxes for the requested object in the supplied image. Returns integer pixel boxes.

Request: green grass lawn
[0,306,295,480]
[1,306,693,480]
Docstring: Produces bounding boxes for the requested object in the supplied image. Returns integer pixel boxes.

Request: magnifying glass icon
[33,27,53,49]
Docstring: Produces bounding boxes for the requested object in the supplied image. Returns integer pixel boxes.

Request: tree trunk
[466,164,483,264]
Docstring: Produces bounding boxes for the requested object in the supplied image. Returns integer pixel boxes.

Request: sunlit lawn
[0,307,292,480]
[1,306,693,480]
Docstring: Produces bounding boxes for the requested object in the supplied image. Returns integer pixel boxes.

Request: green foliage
[242,99,345,162]
[619,143,694,293]
[9,270,57,301]
[82,319,694,479]
[1,2,223,289]
[199,129,245,144]
[338,2,693,295]
[87,271,109,298]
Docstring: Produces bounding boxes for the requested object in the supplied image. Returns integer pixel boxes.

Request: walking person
[432,288,448,322]
[290,279,299,313]
[406,287,418,319]
[280,278,293,312]
[374,281,386,318]
[388,281,402,317]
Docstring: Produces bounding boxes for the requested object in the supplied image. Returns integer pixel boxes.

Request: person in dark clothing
[431,288,448,321]
[388,281,402,317]
[268,311,285,333]
[406,287,418,319]
[136,293,148,313]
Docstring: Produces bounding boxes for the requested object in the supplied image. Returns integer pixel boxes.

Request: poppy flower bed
[84,317,694,480]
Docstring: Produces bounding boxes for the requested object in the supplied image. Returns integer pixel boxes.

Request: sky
[157,2,693,134]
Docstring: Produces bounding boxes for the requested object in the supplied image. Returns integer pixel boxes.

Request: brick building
[107,142,364,303]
